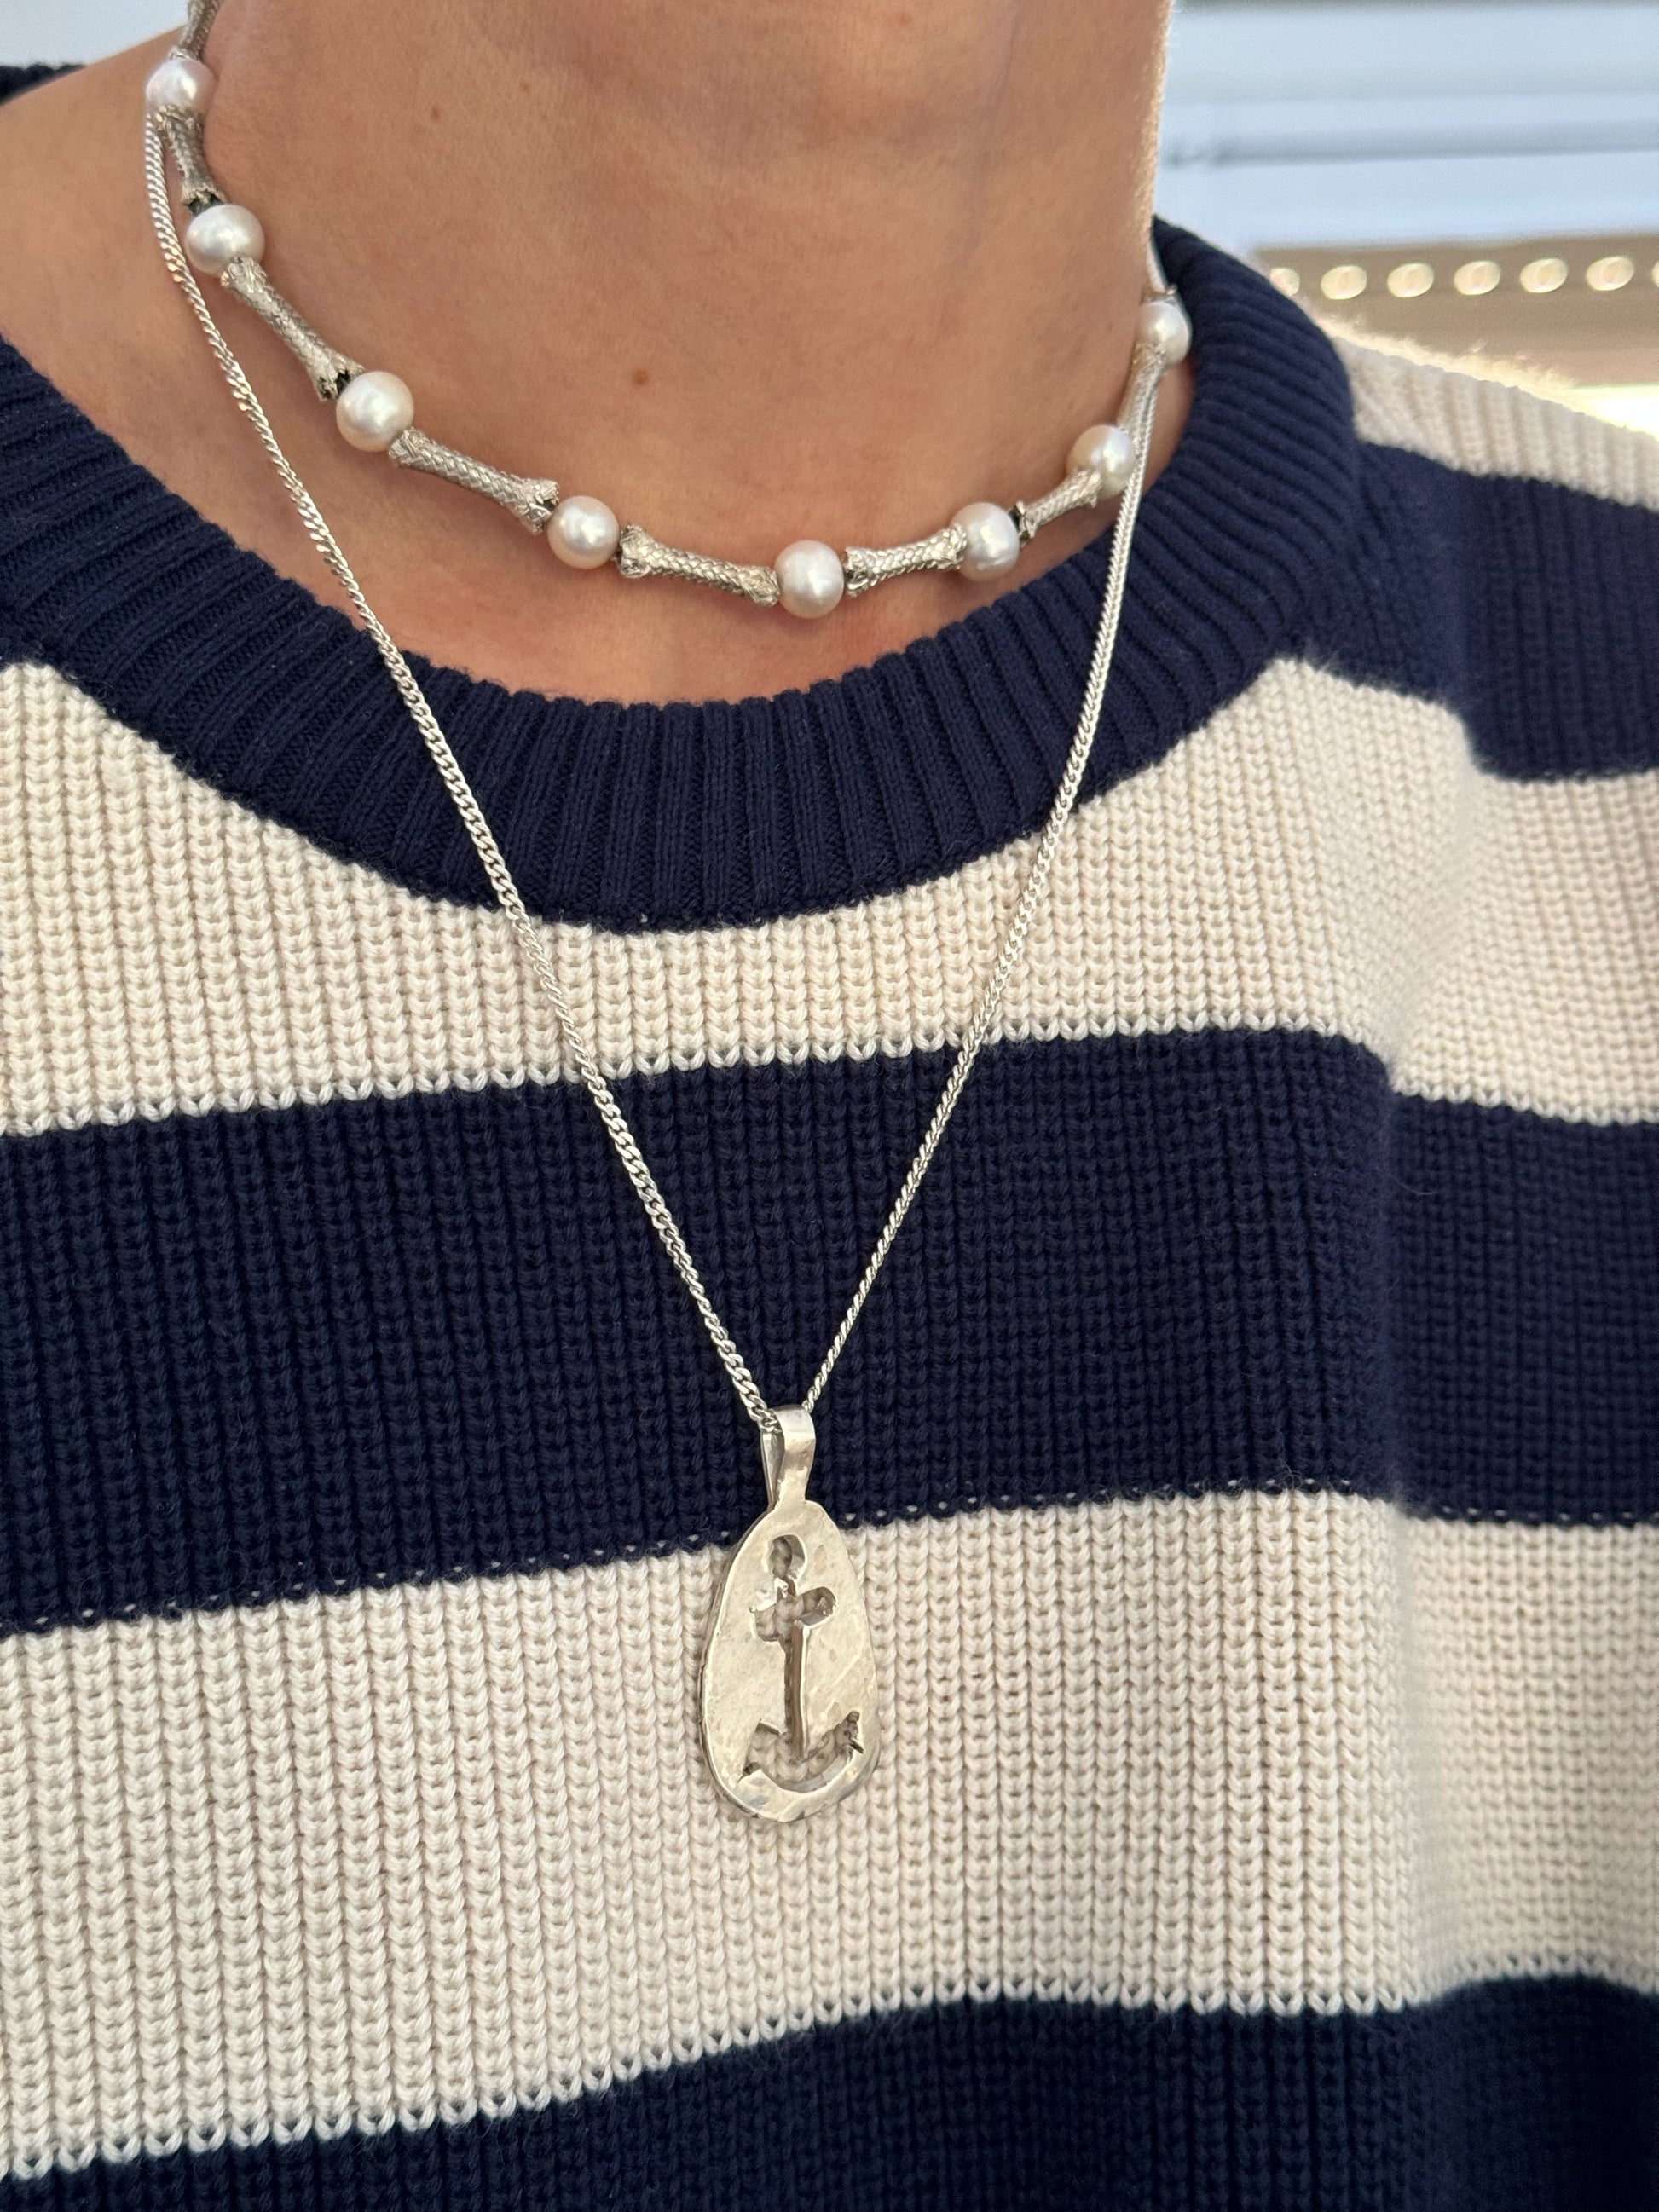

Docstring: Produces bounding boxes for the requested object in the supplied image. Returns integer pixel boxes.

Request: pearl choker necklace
[144,40,1190,621]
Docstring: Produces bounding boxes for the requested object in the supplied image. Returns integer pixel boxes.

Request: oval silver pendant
[700,1408,879,1822]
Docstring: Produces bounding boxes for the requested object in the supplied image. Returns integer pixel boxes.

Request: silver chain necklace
[145,88,1178,1823]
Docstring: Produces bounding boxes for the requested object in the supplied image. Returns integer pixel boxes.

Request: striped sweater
[2,179,1657,2211]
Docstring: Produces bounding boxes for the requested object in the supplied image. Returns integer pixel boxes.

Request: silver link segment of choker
[390,430,563,535]
[616,524,784,608]
[149,1,1191,622]
[842,523,970,598]
[178,0,223,54]
[219,260,363,401]
[1012,465,1107,545]
[157,110,217,215]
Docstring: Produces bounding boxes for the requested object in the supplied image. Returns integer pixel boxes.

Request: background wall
[3,0,1654,419]
[0,0,170,60]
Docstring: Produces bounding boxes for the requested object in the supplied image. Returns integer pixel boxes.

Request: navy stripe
[0,66,66,97]
[4,1981,1654,2212]
[4,1030,1655,1634]
[1321,445,1659,784]
[1394,1096,1659,1524]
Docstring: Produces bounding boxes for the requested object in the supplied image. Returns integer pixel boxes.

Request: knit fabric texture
[2,97,1657,2207]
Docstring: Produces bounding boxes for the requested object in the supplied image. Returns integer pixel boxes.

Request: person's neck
[0,0,1187,702]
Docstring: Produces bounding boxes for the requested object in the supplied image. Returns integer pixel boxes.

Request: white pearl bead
[334,371,415,453]
[1139,295,1192,365]
[775,540,845,619]
[183,202,265,275]
[1067,422,1135,496]
[546,495,620,569]
[951,500,1021,582]
[145,52,216,118]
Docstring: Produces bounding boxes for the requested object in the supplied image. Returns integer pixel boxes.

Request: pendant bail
[760,1406,816,1507]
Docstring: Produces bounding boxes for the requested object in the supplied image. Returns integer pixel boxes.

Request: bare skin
[0,1,1187,705]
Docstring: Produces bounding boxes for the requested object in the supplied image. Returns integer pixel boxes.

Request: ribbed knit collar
[0,213,1360,929]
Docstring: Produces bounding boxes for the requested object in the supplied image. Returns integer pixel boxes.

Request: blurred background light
[1158,0,1656,419]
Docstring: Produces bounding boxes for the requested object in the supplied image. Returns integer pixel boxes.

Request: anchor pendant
[699,1407,879,1822]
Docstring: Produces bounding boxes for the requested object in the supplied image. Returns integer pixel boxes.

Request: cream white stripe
[1337,329,1659,509]
[1,1493,1654,2176]
[3,656,1657,1137]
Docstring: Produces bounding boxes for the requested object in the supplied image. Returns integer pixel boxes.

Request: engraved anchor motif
[699,1408,879,1822]
[748,1535,860,1785]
